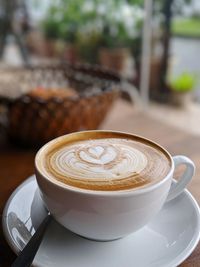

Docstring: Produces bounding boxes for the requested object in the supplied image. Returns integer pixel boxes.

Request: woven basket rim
[0,62,121,105]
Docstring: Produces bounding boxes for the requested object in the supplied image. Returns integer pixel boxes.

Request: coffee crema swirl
[43,137,171,191]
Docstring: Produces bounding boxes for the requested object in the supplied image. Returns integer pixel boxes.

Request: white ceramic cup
[35,131,195,241]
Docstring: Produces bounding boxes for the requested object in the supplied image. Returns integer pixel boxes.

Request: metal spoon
[11,214,52,267]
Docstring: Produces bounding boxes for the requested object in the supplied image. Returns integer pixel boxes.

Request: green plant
[41,0,143,45]
[41,4,63,39]
[41,1,81,41]
[169,72,197,92]
[99,1,144,49]
[42,19,60,39]
[40,0,144,62]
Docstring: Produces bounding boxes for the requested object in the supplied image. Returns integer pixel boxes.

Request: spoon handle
[11,214,52,267]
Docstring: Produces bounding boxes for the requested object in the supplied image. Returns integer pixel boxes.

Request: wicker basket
[0,63,120,147]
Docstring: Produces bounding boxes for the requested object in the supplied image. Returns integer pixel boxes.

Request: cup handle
[166,155,195,202]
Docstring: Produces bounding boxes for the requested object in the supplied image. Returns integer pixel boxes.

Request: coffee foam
[41,135,171,191]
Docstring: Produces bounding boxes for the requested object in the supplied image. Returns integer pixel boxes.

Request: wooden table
[0,100,200,266]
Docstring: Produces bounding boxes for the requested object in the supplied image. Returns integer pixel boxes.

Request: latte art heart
[87,146,105,158]
[44,136,171,191]
[78,145,117,165]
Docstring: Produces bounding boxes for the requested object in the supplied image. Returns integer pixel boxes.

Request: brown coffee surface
[38,132,171,191]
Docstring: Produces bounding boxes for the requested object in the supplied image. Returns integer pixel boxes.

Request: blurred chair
[0,0,30,64]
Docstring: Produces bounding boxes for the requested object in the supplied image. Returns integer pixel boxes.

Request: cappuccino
[35,131,194,240]
[37,131,171,191]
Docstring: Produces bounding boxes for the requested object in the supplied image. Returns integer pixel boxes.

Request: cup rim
[35,130,174,197]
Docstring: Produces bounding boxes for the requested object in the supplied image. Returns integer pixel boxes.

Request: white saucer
[2,176,200,267]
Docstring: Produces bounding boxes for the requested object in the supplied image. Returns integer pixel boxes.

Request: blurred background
[1,2,200,265]
[0,0,200,146]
